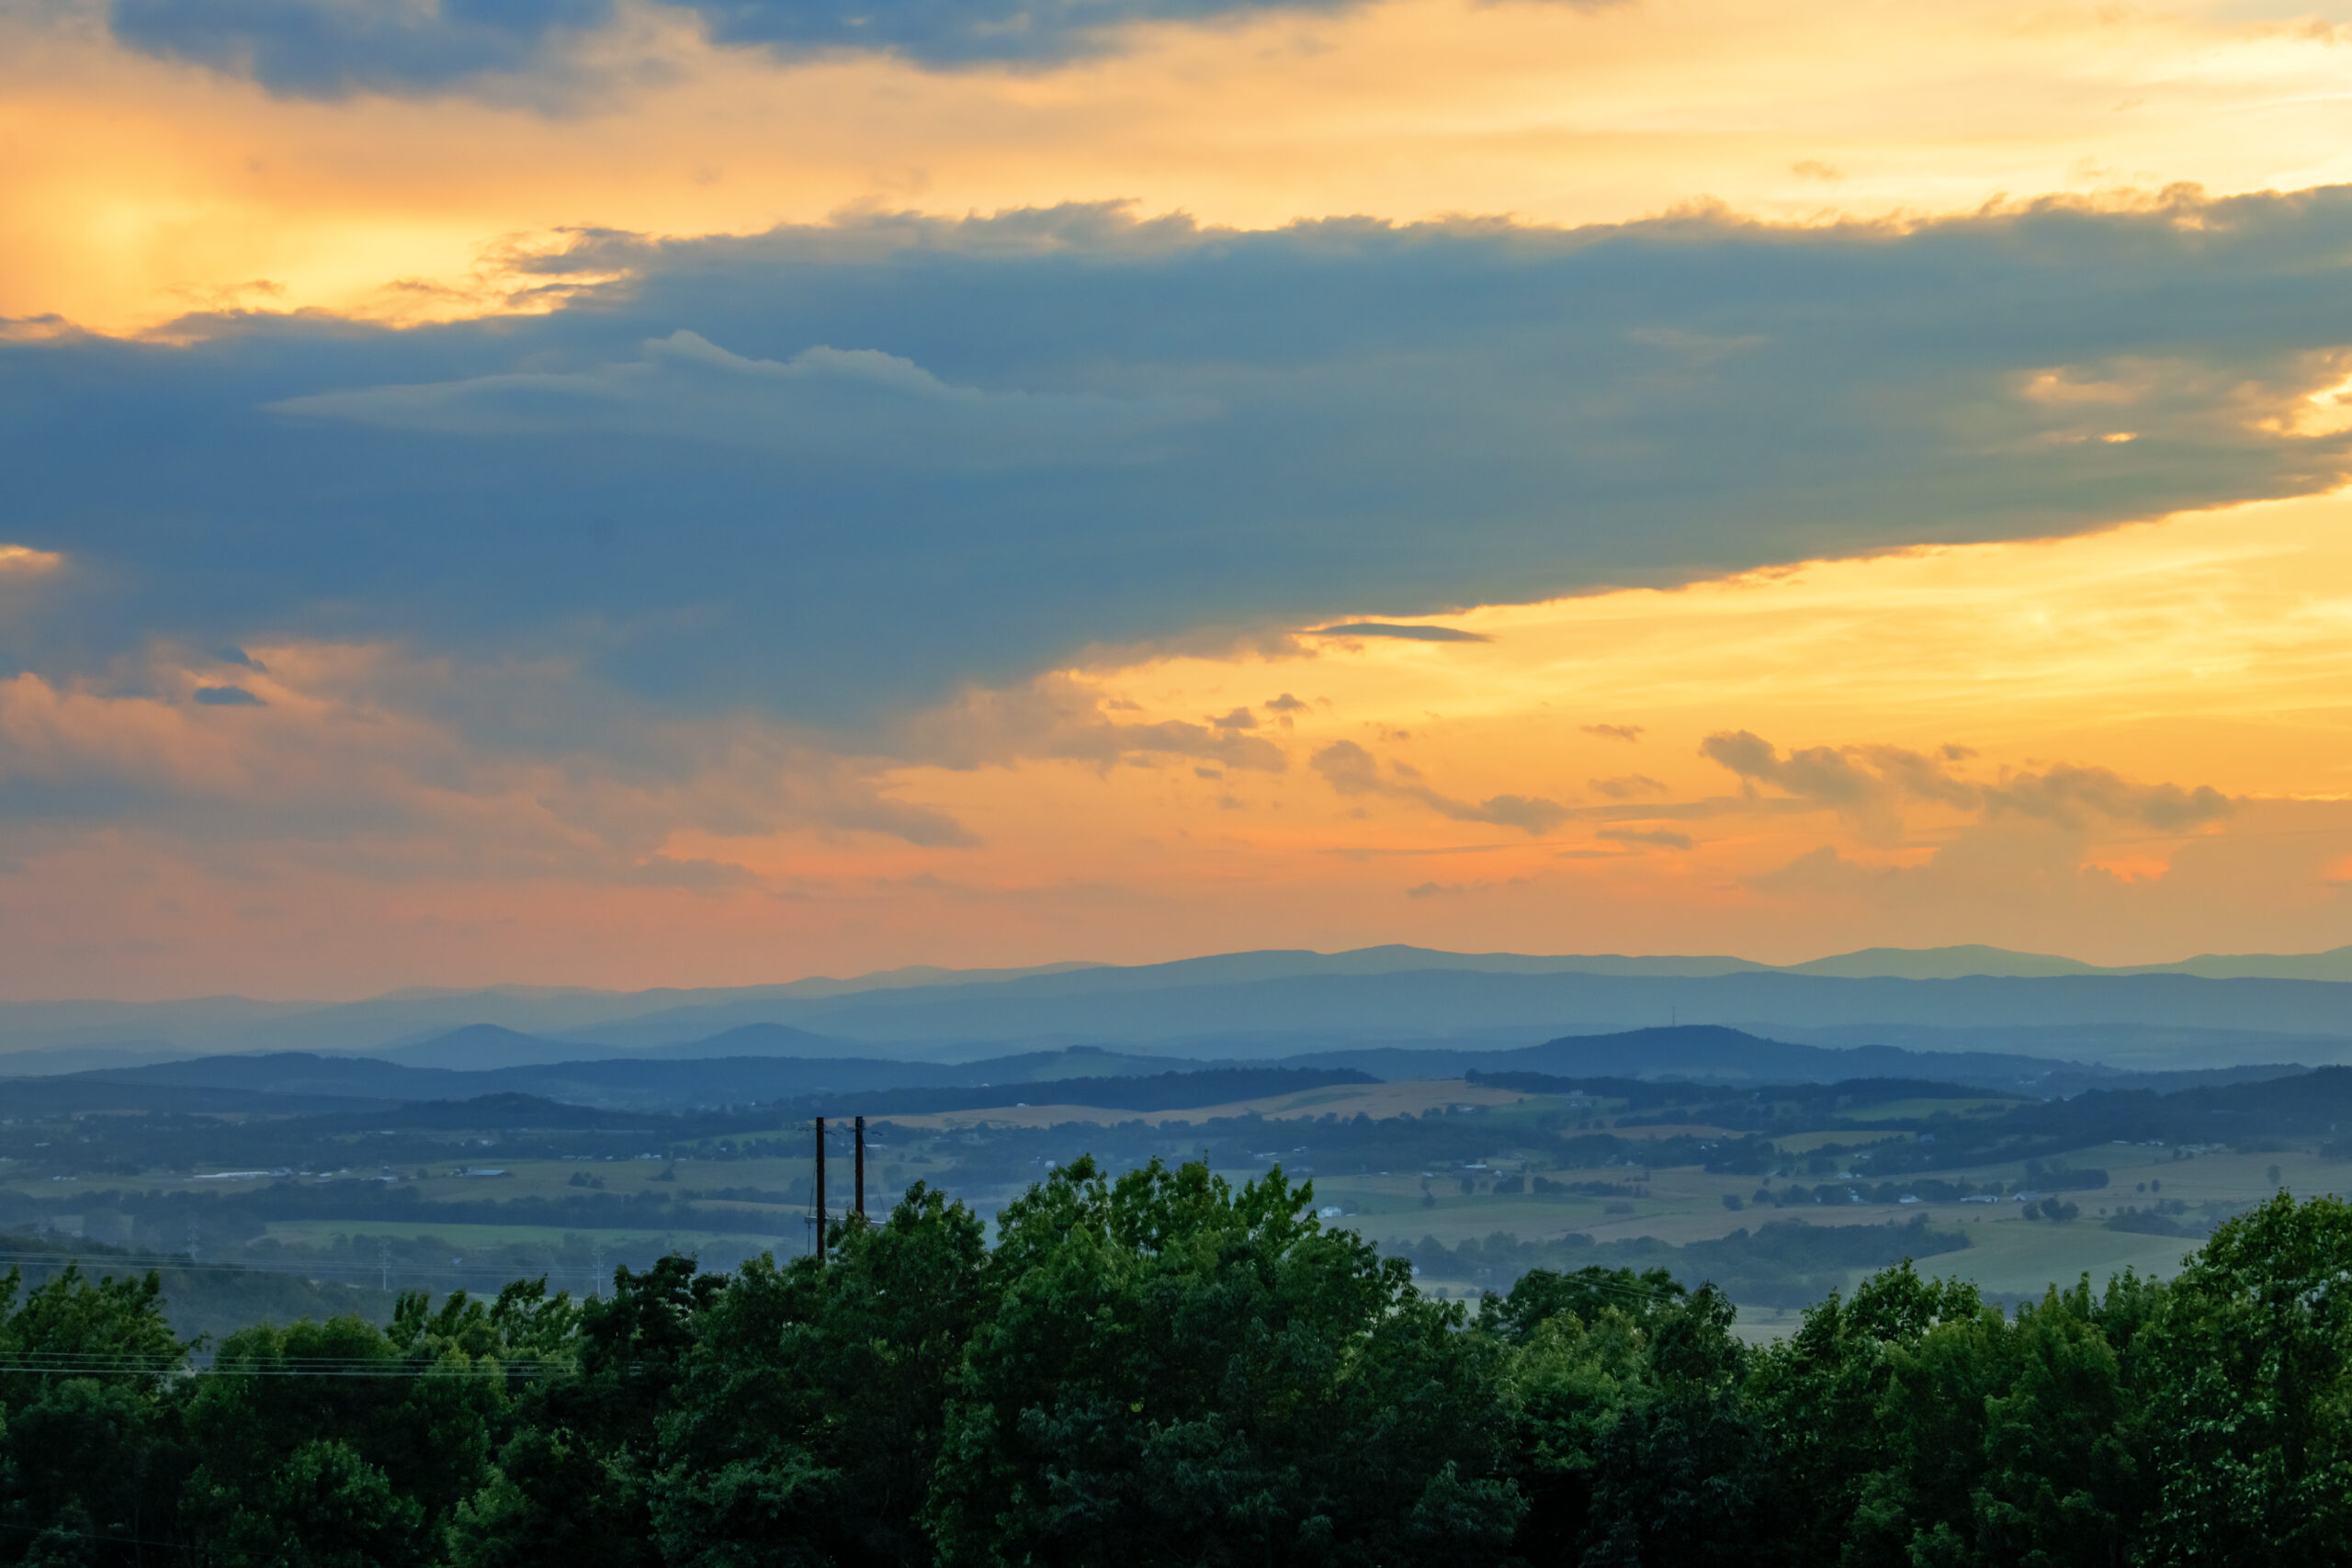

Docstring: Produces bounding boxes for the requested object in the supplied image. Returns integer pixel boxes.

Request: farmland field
[3,1075,2346,1337]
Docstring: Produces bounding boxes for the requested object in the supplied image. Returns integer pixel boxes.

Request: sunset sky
[6,0,2352,998]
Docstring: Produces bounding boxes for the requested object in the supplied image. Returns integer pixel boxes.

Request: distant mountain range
[23,1026,2312,1115]
[3,942,2349,1077]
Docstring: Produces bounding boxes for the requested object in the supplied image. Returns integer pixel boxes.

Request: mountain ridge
[6,944,2352,1072]
[39,1026,2314,1112]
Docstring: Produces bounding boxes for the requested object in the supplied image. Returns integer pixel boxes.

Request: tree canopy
[0,1171,2345,1565]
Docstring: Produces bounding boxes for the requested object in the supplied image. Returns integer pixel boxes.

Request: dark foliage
[0,1178,2345,1566]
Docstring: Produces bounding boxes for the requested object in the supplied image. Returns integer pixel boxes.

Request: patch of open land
[876,1077,1531,1131]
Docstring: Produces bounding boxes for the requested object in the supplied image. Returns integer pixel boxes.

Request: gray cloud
[99,0,1628,95]
[10,191,2352,743]
[1702,730,1881,808]
[105,0,615,99]
[1701,729,2233,841]
[0,652,985,876]
[1702,730,1970,840]
[1311,739,1568,834]
[272,330,1214,467]
[1986,765,2233,832]
[1309,623,1491,643]
[1583,723,1644,742]
[897,674,1287,773]
[1310,739,1385,794]
[1589,773,1666,799]
[1597,825,1692,851]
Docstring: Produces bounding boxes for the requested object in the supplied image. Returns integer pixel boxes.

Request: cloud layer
[1312,739,1569,833]
[6,188,2352,991]
[12,190,2352,736]
[273,330,1214,464]
[1702,730,2234,845]
[101,0,1615,92]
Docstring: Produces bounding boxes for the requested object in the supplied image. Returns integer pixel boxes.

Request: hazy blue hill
[51,1052,999,1111]
[368,1023,600,1070]
[634,1023,871,1060]
[72,1051,468,1099]
[9,945,2352,1075]
[368,1021,872,1071]
[1282,1024,2095,1089]
[478,1055,984,1107]
[808,1066,1378,1117]
[0,963,1103,1058]
[2148,944,2352,980]
[858,945,1775,996]
[739,968,2352,1057]
[1786,944,2352,981]
[537,948,1747,1051]
[297,1092,679,1131]
[1762,1021,2352,1071]
[0,1072,379,1115]
[0,1043,202,1076]
[933,1045,1216,1082]
[1784,945,2108,979]
[40,1045,1225,1113]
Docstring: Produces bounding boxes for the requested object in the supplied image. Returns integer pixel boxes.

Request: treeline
[1857,1069,2352,1175]
[0,1182,803,1242]
[1465,1069,2030,1118]
[790,1066,1379,1117]
[0,1235,395,1345]
[1,1165,2347,1566]
[1396,1214,1971,1307]
[1472,1065,2352,1177]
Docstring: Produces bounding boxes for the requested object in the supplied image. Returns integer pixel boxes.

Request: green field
[1829,1098,2018,1122]
[1250,1131,2352,1331]
[226,1138,2352,1324]
[254,1219,798,1255]
[10,1090,2346,1337]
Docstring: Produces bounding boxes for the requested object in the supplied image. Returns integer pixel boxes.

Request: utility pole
[589,1242,605,1301]
[378,1238,390,1292]
[854,1115,866,1223]
[814,1116,827,1264]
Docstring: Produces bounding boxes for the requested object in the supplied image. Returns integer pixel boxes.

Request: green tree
[927,1158,1521,1568]
[1574,1284,1764,1567]
[1746,1263,1986,1566]
[453,1258,718,1568]
[1485,1263,1699,1562]
[0,1265,192,1564]
[2139,1192,2352,1566]
[1479,1266,1685,1344]
[1490,1265,1775,1566]
[1498,1297,1649,1563]
[1828,1271,2152,1568]
[650,1182,992,1567]
[1969,1278,2147,1568]
[187,1284,560,1568]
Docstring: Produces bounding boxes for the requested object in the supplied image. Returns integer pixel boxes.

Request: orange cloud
[4,486,2348,997]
